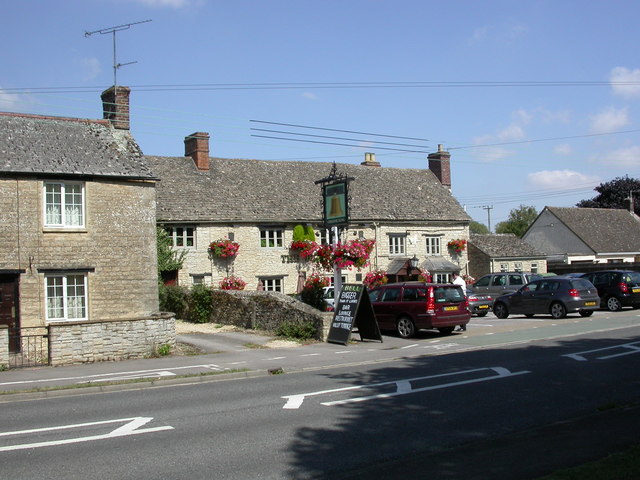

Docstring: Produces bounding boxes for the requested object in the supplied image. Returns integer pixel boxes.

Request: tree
[495,205,538,238]
[157,227,187,279]
[576,175,640,215]
[469,221,490,234]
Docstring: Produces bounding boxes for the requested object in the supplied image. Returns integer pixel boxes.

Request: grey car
[471,272,542,297]
[492,277,600,319]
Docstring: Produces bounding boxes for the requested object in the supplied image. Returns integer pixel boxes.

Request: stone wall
[208,290,331,341]
[0,326,8,369]
[48,313,175,366]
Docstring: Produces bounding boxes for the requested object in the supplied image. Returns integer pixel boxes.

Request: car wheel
[606,296,622,312]
[476,312,488,317]
[438,326,455,334]
[550,302,567,319]
[396,316,416,338]
[579,310,594,317]
[493,302,509,319]
[525,313,535,318]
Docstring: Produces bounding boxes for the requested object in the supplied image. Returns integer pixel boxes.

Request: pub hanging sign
[323,180,349,227]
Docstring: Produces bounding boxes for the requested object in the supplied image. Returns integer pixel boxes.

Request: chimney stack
[428,144,451,189]
[361,152,381,167]
[101,86,131,130]
[185,132,210,171]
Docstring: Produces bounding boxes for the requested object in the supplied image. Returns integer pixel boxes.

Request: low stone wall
[0,326,8,369]
[48,313,175,366]
[209,290,332,341]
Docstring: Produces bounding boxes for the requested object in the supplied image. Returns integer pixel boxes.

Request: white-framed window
[44,181,84,228]
[45,274,88,321]
[514,262,523,272]
[259,277,283,292]
[165,226,195,247]
[389,234,406,255]
[433,273,450,283]
[425,236,441,255]
[260,228,284,248]
[531,263,538,274]
[500,263,509,272]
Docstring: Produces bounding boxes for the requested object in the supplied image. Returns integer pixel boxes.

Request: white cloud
[496,124,525,141]
[513,108,532,125]
[591,145,640,167]
[589,106,629,134]
[554,144,572,155]
[528,170,599,190]
[302,92,318,101]
[610,66,640,98]
[0,86,34,112]
[81,57,101,81]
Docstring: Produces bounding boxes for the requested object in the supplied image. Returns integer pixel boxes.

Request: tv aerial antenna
[85,19,152,87]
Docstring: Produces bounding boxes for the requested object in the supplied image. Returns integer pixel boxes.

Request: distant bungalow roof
[147,155,472,224]
[470,233,546,258]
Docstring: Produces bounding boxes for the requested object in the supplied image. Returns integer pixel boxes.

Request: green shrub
[159,284,188,319]
[276,320,317,341]
[187,284,214,323]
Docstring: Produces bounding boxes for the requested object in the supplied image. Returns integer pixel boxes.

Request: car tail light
[464,296,469,310]
[568,288,580,297]
[468,296,478,302]
[426,288,435,314]
[618,282,629,293]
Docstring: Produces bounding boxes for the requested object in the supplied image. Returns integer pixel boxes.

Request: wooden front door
[0,274,19,352]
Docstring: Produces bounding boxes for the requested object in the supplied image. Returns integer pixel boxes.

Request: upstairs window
[44,182,84,228]
[425,236,441,255]
[260,228,283,248]
[389,234,406,255]
[166,226,195,248]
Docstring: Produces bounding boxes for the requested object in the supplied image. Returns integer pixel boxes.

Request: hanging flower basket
[312,239,376,271]
[290,240,318,260]
[364,270,388,289]
[219,275,247,290]
[209,239,240,258]
[447,239,467,254]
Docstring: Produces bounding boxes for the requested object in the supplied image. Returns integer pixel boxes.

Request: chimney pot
[361,152,381,167]
[428,145,451,188]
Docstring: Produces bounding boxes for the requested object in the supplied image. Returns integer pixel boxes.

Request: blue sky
[2,0,640,229]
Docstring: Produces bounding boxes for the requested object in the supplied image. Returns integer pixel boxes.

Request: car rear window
[434,286,464,303]
[623,272,640,284]
[571,279,594,290]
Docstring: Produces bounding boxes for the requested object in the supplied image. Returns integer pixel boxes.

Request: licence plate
[444,306,458,311]
[584,301,597,306]
[478,305,489,309]
[633,288,640,293]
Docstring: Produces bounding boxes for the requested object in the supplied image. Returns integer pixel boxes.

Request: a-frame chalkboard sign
[327,284,382,345]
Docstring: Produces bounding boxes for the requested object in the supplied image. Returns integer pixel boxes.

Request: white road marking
[83,371,176,384]
[0,417,173,452]
[564,341,640,361]
[335,350,352,354]
[0,364,224,387]
[401,344,419,349]
[300,353,321,357]
[282,366,530,409]
[267,357,286,361]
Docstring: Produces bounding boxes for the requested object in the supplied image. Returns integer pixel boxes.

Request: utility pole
[482,205,493,232]
[85,19,152,87]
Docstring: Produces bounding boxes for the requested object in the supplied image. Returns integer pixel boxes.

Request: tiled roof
[470,233,546,258]
[545,207,640,252]
[0,113,153,179]
[147,156,472,224]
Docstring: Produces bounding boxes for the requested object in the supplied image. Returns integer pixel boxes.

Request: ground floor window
[259,277,283,292]
[433,273,450,283]
[46,274,87,321]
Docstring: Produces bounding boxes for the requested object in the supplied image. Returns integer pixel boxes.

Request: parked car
[467,292,493,317]
[492,277,600,319]
[322,286,335,311]
[368,282,471,338]
[579,270,640,311]
[471,272,542,297]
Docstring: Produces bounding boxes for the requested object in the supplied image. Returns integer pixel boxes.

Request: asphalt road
[1,316,639,479]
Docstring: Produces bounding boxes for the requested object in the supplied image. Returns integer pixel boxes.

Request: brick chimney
[428,144,451,188]
[361,152,381,167]
[184,132,210,171]
[101,86,131,130]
